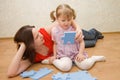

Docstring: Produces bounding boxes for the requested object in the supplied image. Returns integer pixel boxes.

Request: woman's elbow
[7,71,18,78]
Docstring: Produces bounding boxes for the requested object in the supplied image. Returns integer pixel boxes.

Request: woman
[7,21,83,77]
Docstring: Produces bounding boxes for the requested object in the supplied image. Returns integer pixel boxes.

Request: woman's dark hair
[14,25,36,63]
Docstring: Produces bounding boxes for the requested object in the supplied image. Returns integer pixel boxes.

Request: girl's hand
[75,30,84,42]
[75,53,86,62]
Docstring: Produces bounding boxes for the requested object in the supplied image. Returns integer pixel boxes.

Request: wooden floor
[0,33,120,80]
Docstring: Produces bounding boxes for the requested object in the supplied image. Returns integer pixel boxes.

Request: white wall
[0,0,120,38]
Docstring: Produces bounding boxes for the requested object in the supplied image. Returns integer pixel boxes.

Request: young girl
[50,4,105,71]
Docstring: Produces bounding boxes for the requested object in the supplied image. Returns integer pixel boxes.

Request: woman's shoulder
[38,28,51,38]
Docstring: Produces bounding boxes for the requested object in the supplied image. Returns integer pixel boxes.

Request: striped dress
[51,26,81,61]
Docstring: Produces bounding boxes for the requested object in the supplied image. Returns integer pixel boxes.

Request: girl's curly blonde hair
[50,4,76,22]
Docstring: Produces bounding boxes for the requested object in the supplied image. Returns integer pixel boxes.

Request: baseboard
[102,32,120,34]
[0,32,120,39]
[0,37,13,40]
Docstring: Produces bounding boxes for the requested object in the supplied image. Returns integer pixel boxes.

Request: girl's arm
[49,42,57,64]
[53,42,57,58]
[75,39,86,62]
[7,43,31,78]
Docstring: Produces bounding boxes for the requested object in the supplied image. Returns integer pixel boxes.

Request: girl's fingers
[76,56,85,62]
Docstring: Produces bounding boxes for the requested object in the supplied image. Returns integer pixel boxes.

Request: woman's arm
[45,21,58,35]
[71,20,81,30]
[71,20,83,42]
[45,20,83,43]
[7,43,31,78]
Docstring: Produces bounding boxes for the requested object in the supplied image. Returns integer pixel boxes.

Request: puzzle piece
[52,70,97,80]
[52,73,71,80]
[30,68,53,80]
[20,70,36,78]
[62,31,76,44]
[69,71,97,80]
[20,68,53,80]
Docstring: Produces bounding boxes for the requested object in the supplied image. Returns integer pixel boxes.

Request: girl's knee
[53,57,72,71]
[75,59,93,70]
[59,63,72,71]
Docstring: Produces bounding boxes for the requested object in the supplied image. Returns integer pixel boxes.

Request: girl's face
[57,15,73,30]
[32,28,44,47]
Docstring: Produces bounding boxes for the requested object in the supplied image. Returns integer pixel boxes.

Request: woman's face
[32,28,44,47]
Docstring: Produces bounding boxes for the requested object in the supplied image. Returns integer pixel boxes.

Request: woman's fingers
[75,30,83,42]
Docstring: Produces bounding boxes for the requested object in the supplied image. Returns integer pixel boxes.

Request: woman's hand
[75,29,84,42]
[75,53,86,62]
[18,42,26,47]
